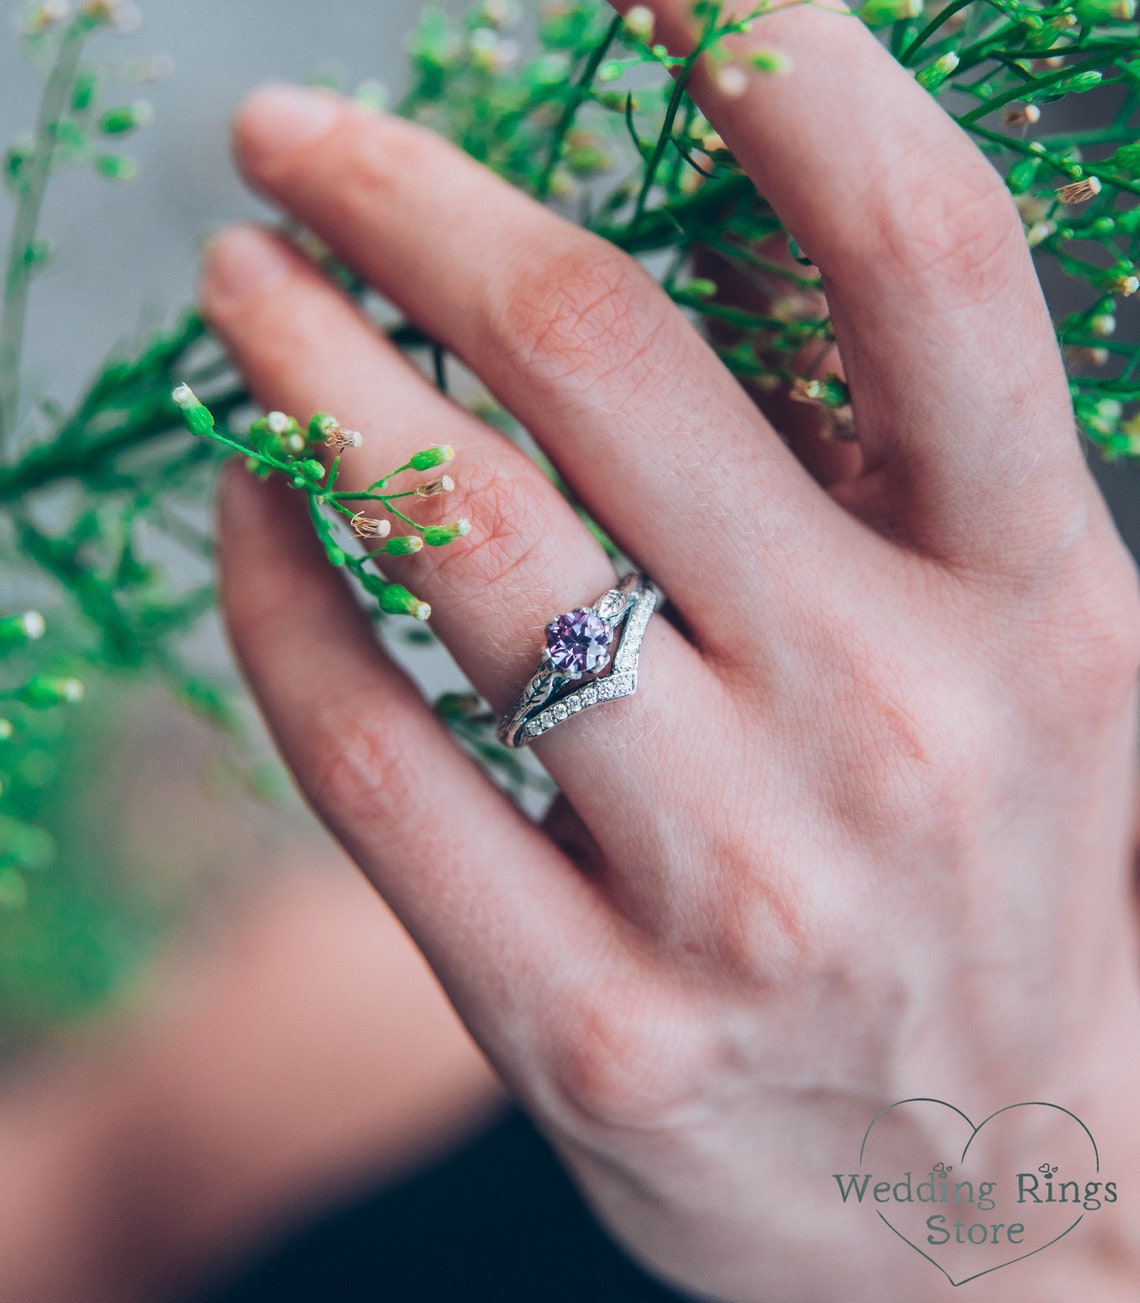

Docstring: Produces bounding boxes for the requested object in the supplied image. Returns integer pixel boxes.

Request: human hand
[201,1,1140,1297]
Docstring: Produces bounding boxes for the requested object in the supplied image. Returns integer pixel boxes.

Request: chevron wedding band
[497,572,659,749]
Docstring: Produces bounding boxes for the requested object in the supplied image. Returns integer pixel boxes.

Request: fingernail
[201,226,291,310]
[236,84,341,172]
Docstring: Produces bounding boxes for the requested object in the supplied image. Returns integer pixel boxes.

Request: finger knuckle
[702,831,819,983]
[819,641,997,848]
[1019,539,1140,708]
[493,237,671,390]
[871,149,1025,304]
[334,116,446,226]
[542,977,703,1132]
[427,452,553,601]
[306,700,427,841]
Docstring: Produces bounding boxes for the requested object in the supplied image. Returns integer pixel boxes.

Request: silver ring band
[497,572,659,748]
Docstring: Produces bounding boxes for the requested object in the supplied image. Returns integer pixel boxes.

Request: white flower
[716,65,749,97]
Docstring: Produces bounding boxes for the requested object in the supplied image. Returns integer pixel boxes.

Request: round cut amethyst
[545,608,611,679]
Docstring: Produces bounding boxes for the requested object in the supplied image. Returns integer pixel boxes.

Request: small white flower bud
[623,5,655,40]
[1026,220,1056,247]
[715,64,749,97]
[21,611,45,640]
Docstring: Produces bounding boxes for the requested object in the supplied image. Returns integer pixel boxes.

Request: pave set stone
[524,672,637,737]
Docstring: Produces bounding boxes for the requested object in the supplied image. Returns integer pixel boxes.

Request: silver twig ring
[497,572,659,748]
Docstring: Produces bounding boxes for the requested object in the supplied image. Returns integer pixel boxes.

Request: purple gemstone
[545,608,611,679]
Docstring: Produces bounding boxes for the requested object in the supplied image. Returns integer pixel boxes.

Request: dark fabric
[190,1107,695,1303]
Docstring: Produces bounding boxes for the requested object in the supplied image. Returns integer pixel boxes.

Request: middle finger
[228,85,856,654]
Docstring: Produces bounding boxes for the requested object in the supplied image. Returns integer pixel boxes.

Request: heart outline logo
[858,1098,1100,1287]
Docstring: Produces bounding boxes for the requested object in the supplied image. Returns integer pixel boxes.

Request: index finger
[612,0,1090,571]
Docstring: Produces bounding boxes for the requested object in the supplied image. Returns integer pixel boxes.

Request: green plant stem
[900,0,976,66]
[968,121,1140,198]
[957,50,1113,125]
[0,20,88,448]
[633,39,705,223]
[536,14,623,201]
[0,389,244,502]
[949,17,1022,75]
[593,169,756,251]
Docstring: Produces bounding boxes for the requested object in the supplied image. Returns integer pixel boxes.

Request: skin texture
[200,2,1140,1297]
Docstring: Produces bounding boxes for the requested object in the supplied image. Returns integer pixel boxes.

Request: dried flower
[1002,104,1041,128]
[351,512,392,539]
[1068,345,1110,367]
[1106,272,1140,296]
[327,425,362,452]
[309,412,362,451]
[415,475,456,497]
[1056,176,1102,204]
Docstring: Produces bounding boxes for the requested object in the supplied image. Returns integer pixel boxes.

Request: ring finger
[200,226,717,842]
[226,86,859,658]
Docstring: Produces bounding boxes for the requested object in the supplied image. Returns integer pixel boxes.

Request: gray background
[0,0,425,405]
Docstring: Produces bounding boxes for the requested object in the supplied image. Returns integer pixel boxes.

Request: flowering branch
[5,0,1140,919]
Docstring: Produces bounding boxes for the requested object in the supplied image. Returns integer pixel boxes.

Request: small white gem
[553,703,568,721]
[595,591,625,621]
